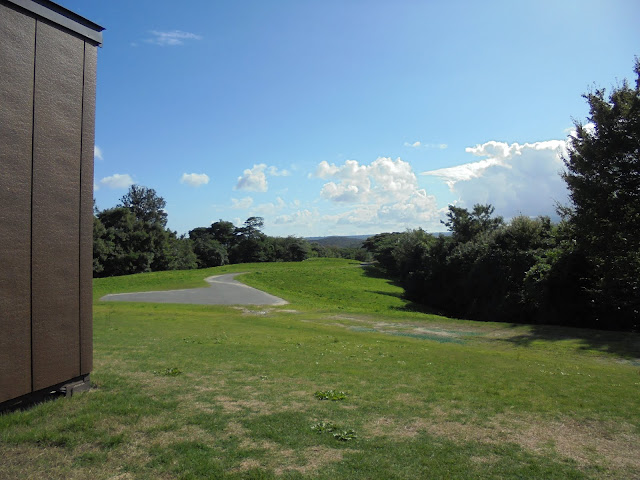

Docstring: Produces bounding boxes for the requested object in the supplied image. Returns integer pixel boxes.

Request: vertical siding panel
[0,4,36,403]
[31,21,84,390]
[80,43,97,375]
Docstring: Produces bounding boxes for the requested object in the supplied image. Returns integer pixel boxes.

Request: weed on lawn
[313,390,349,401]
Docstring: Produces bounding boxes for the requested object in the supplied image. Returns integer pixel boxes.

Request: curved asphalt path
[100,273,288,306]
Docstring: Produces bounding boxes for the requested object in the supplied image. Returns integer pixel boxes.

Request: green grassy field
[2,258,639,479]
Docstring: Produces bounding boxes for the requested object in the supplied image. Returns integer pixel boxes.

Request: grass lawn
[2,258,639,479]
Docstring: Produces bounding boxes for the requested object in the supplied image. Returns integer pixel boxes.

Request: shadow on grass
[365,288,454,317]
[499,323,640,360]
[360,265,640,359]
[361,264,398,282]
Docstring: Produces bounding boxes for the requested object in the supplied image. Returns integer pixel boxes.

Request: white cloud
[313,161,342,178]
[99,173,134,190]
[316,157,423,204]
[565,122,596,138]
[404,141,448,149]
[146,30,203,46]
[313,157,440,231]
[180,172,210,187]
[94,145,103,161]
[421,158,503,188]
[235,163,289,192]
[422,140,569,218]
[231,197,254,209]
[267,166,291,177]
[321,182,361,202]
[275,209,316,225]
[254,197,286,216]
[235,164,268,192]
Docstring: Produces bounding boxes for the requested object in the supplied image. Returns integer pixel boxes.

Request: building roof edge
[3,0,104,46]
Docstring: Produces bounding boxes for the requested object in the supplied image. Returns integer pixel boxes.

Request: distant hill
[306,235,372,248]
[306,232,451,248]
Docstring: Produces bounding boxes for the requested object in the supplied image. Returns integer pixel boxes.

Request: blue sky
[59,0,638,237]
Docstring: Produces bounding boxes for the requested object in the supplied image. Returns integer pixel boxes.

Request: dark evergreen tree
[561,59,640,330]
[119,184,168,226]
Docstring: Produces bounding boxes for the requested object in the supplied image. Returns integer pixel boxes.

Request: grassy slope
[2,258,639,479]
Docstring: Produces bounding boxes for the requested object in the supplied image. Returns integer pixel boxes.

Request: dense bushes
[364,200,638,331]
[365,209,559,323]
[365,203,636,331]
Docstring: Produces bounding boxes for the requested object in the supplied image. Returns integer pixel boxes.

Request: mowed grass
[2,258,639,479]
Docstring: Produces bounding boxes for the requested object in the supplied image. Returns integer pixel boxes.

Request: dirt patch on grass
[222,415,353,475]
[280,401,309,413]
[147,424,216,450]
[232,306,298,316]
[507,417,639,473]
[0,446,70,479]
[278,446,351,475]
[364,412,640,476]
[327,315,476,343]
[237,458,263,472]
[214,396,271,415]
[364,416,425,439]
[234,443,352,475]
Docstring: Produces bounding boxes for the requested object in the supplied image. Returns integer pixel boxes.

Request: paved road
[100,273,288,306]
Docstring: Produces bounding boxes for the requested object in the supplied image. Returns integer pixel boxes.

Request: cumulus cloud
[422,140,569,218]
[231,197,254,209]
[94,145,103,161]
[180,172,209,187]
[99,173,134,190]
[235,164,268,192]
[313,157,440,230]
[235,163,290,192]
[315,157,423,203]
[146,30,202,46]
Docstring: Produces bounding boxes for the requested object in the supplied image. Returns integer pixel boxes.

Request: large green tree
[119,184,168,226]
[442,204,504,244]
[562,59,640,329]
[94,186,197,277]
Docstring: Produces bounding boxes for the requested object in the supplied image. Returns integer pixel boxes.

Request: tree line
[93,186,368,278]
[364,61,640,332]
